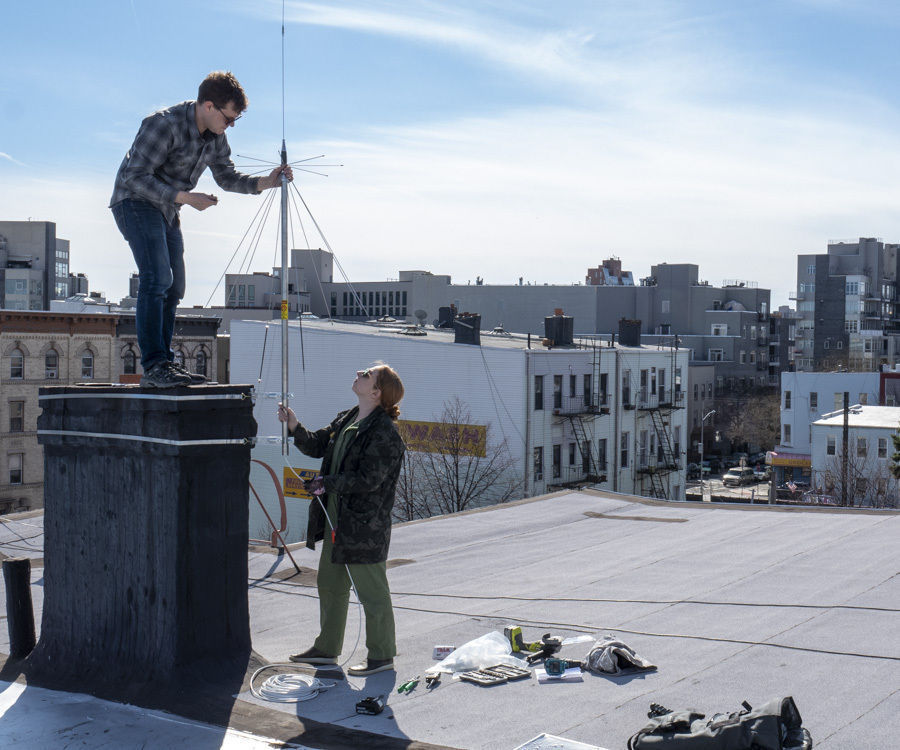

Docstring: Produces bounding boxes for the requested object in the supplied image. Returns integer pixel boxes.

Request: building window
[784,390,792,409]
[708,349,723,362]
[827,435,836,455]
[123,350,136,375]
[807,264,815,276]
[533,447,543,480]
[196,350,208,376]
[552,445,561,478]
[8,453,23,485]
[81,351,94,379]
[662,300,670,313]
[553,375,562,409]
[739,350,746,364]
[569,374,577,398]
[857,438,867,457]
[622,370,631,406]
[9,401,25,433]
[9,348,24,379]
[878,437,888,459]
[534,375,544,410]
[809,392,817,411]
[45,349,59,379]
[783,423,791,444]
[620,432,629,468]
[711,324,727,336]
[598,439,607,471]
[583,374,592,406]
[568,442,576,466]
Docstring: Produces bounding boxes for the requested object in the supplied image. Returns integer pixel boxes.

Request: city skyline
[3,1,900,306]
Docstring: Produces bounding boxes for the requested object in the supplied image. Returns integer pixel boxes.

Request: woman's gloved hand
[305,476,325,496]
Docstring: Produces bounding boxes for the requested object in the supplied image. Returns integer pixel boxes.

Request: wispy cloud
[256,0,668,92]
[0,152,26,167]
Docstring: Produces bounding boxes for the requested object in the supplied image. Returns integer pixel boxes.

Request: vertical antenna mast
[280,139,289,455]
[280,0,290,454]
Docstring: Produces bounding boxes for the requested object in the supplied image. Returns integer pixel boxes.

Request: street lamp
[700,409,716,500]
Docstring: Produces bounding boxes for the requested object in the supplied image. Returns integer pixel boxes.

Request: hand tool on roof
[424,672,441,689]
[397,675,419,694]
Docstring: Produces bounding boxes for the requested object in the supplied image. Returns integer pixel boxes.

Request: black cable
[247,577,899,663]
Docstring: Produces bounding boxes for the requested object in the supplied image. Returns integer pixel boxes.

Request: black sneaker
[289,647,338,665]
[169,361,207,384]
[140,361,191,388]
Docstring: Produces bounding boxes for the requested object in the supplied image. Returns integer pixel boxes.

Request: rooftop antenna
[280,135,289,454]
[208,0,345,454]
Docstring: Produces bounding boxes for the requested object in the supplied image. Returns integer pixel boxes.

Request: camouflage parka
[291,406,405,564]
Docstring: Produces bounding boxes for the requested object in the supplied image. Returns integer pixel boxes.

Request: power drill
[524,634,564,664]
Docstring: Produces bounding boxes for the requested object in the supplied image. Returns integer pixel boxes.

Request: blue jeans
[112,199,185,371]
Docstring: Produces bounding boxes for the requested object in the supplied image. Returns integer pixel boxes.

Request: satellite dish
[414,309,427,324]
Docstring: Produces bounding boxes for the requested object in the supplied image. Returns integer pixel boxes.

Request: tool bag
[627,696,813,749]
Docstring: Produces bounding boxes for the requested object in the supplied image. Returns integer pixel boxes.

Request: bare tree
[393,397,520,520]
[718,389,780,453]
[392,446,430,522]
[817,450,899,509]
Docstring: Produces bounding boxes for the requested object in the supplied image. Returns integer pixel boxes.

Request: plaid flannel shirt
[109,101,261,225]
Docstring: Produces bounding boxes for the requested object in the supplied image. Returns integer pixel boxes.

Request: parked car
[776,481,810,500]
[723,467,755,486]
[753,466,771,482]
[686,463,702,479]
[703,458,722,474]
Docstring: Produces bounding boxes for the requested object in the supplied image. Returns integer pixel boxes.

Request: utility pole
[841,391,849,506]
[700,408,716,501]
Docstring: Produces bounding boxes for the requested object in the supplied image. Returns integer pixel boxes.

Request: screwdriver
[397,675,420,694]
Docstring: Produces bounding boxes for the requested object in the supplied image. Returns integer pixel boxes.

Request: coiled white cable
[250,664,336,703]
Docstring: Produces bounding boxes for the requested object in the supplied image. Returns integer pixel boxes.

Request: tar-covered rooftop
[2,490,898,749]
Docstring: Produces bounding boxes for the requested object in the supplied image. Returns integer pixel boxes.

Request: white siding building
[810,406,900,507]
[774,371,880,485]
[230,319,689,540]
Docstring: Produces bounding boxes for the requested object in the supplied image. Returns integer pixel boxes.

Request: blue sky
[3,1,900,308]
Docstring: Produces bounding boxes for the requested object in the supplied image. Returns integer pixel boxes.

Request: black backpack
[627,696,812,749]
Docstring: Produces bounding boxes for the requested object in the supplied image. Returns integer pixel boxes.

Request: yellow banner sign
[771,457,810,468]
[397,420,487,457]
[280,300,288,320]
[283,467,319,499]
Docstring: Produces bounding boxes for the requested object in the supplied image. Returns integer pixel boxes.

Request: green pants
[312,529,397,660]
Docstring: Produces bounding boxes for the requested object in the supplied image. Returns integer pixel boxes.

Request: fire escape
[549,344,607,487]
[635,376,684,500]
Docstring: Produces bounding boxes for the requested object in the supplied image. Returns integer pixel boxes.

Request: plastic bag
[429,631,524,674]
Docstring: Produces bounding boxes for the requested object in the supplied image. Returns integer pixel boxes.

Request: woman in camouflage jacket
[277,363,405,677]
